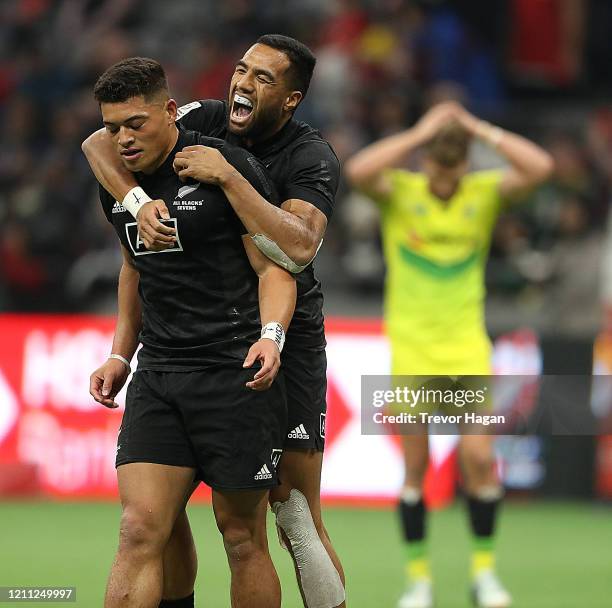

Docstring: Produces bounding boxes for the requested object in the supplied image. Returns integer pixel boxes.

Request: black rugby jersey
[99,126,279,371]
[177,100,340,348]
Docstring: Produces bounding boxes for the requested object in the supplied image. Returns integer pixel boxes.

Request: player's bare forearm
[111,247,142,360]
[490,129,554,197]
[221,169,326,266]
[258,266,296,332]
[345,129,424,190]
[453,106,554,199]
[82,128,138,201]
[243,237,296,331]
[242,237,295,390]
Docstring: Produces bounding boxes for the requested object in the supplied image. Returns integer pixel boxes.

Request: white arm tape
[121,186,152,219]
[261,322,285,352]
[250,233,323,274]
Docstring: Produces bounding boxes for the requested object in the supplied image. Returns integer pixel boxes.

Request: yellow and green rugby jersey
[377,169,505,374]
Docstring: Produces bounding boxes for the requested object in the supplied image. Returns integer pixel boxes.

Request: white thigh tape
[273,489,345,608]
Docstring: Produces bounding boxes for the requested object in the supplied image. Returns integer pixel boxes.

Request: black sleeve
[223,145,280,236]
[176,100,226,136]
[196,136,279,236]
[280,140,339,219]
[98,184,115,224]
[223,146,280,207]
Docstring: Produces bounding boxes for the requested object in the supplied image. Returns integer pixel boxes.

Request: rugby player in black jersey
[87,57,296,608]
[82,36,346,608]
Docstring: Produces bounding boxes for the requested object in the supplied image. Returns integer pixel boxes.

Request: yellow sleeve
[371,169,417,206]
[468,169,505,217]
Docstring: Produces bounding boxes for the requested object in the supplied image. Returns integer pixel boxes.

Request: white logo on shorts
[271,449,283,469]
[287,424,310,440]
[254,464,273,480]
[320,413,326,439]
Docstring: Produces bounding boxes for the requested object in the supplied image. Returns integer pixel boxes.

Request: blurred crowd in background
[2,0,612,337]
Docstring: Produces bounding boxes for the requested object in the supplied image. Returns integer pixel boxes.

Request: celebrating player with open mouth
[88,57,296,607]
[346,101,553,608]
[83,36,345,608]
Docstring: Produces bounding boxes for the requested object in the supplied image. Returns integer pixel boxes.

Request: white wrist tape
[109,354,131,372]
[261,322,285,352]
[121,187,152,219]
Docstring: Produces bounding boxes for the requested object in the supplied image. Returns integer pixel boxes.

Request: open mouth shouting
[230,93,254,127]
[121,147,143,162]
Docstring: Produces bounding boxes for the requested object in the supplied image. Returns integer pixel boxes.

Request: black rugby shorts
[282,344,327,452]
[115,366,287,490]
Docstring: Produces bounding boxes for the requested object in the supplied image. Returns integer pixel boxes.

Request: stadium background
[0,0,611,606]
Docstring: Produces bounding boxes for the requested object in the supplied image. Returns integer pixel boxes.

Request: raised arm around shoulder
[216,155,328,269]
[82,128,138,201]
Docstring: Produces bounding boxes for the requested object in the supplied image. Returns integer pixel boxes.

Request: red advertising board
[0,315,545,505]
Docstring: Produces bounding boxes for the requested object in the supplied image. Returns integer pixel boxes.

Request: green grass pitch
[0,500,610,607]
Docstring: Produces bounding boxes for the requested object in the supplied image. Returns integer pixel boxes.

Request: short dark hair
[425,122,471,167]
[94,57,169,104]
[257,34,316,97]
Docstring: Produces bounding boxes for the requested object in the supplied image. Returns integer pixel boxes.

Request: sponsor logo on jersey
[288,424,310,440]
[112,201,127,214]
[271,449,283,469]
[176,101,202,120]
[254,463,273,480]
[125,219,184,256]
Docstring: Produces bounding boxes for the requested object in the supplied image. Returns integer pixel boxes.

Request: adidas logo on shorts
[288,424,310,440]
[254,464,273,480]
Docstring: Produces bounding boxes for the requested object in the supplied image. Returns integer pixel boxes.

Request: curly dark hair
[94,57,169,104]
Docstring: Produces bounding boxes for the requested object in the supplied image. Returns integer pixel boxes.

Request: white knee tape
[272,489,345,608]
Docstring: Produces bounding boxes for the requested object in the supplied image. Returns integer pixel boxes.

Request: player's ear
[284,91,302,114]
[166,99,178,123]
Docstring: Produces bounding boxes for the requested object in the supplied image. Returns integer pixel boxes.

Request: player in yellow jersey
[346,102,553,608]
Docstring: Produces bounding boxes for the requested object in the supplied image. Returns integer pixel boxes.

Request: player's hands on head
[89,359,130,409]
[243,338,281,391]
[136,199,176,251]
[415,101,466,141]
[450,104,480,135]
[173,145,232,186]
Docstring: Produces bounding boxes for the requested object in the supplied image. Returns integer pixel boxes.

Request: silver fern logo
[177,184,200,199]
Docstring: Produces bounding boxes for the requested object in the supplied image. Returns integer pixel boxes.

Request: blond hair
[425,122,471,167]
